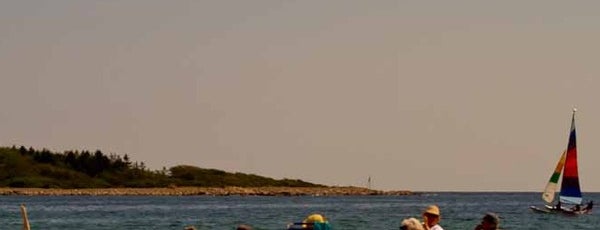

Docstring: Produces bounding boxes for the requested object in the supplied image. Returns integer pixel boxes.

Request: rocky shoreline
[0,186,413,196]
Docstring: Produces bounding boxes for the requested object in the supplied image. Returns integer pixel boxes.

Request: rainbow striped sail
[559,109,582,205]
[542,150,566,204]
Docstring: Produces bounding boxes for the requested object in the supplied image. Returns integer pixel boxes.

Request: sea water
[1,192,599,229]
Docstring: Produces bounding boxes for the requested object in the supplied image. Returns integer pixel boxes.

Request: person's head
[304,213,326,223]
[236,224,253,230]
[422,205,441,227]
[400,217,424,230]
[478,213,499,230]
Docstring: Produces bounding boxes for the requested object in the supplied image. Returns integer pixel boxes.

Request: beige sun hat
[423,205,440,216]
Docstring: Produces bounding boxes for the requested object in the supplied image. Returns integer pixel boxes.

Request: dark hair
[482,213,499,225]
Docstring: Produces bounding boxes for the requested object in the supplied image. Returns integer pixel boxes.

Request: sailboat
[530,108,593,215]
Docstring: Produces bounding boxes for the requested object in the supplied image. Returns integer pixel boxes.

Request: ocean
[1,192,599,229]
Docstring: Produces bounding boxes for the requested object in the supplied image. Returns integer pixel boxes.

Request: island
[0,146,412,196]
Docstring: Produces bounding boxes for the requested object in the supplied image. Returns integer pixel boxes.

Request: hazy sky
[2,1,600,191]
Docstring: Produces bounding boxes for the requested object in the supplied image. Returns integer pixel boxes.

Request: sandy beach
[0,186,413,196]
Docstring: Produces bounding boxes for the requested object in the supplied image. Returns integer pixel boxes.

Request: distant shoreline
[0,186,413,196]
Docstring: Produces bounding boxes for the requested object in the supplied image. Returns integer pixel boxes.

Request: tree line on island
[0,146,322,189]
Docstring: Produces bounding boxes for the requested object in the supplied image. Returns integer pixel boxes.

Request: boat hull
[530,206,552,214]
[529,205,591,215]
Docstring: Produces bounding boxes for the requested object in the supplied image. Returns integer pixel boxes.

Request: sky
[1,1,600,192]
